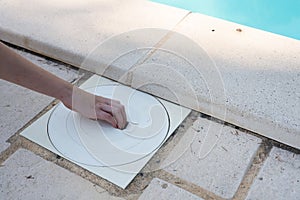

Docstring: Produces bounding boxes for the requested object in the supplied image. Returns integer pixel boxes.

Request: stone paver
[162,117,261,199]
[1,0,299,149]
[0,48,78,152]
[246,147,300,200]
[0,0,188,68]
[142,13,300,149]
[0,149,124,200]
[138,178,203,200]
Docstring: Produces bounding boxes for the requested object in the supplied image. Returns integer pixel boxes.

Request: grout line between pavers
[135,111,225,200]
[15,111,199,200]
[114,12,192,88]
[1,41,80,72]
[123,111,201,199]
[200,112,300,155]
[2,43,300,200]
[0,45,83,164]
[137,11,192,64]
[7,99,59,144]
[141,12,192,62]
[19,134,143,199]
[0,87,147,199]
[0,99,59,164]
[0,139,21,165]
[232,140,273,200]
[16,135,134,199]
[153,169,225,200]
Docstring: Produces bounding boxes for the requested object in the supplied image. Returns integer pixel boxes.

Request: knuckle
[96,102,103,108]
[97,111,108,120]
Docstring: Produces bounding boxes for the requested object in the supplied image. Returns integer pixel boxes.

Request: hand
[0,42,127,129]
[62,86,127,129]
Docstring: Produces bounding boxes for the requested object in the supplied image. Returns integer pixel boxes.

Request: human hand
[62,86,127,129]
[0,42,127,128]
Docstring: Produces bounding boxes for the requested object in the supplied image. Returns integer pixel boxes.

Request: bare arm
[0,42,127,129]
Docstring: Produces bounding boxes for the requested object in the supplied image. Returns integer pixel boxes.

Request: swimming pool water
[152,0,300,40]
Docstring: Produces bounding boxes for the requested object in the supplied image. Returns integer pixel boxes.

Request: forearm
[0,42,127,129]
[0,42,72,105]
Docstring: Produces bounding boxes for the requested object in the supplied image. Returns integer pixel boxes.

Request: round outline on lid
[47,83,170,167]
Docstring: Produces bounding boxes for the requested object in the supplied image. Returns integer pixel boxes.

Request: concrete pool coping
[0,0,299,149]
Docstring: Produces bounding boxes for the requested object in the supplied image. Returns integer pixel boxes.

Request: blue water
[152,0,300,40]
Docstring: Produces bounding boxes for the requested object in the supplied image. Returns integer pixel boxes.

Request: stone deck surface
[0,0,299,149]
[163,118,261,199]
[0,47,299,199]
[1,149,124,200]
[0,48,78,153]
[246,147,300,200]
[1,0,300,199]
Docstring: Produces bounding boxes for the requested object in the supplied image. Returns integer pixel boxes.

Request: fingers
[96,110,117,128]
[112,104,126,129]
[110,101,127,129]
[69,89,127,129]
[119,103,127,125]
[96,98,127,129]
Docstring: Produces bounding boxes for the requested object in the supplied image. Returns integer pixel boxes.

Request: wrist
[59,83,74,109]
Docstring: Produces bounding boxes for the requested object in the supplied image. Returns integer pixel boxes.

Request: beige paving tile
[246,147,300,200]
[162,117,261,199]
[0,0,188,69]
[139,13,300,149]
[0,48,78,153]
[1,0,299,149]
[138,178,203,200]
[0,149,124,200]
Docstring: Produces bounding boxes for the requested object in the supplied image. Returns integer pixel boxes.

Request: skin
[0,42,127,129]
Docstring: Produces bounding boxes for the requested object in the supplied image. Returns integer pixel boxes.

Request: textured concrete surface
[0,0,188,68]
[0,149,124,200]
[1,1,300,198]
[0,46,299,198]
[246,147,300,200]
[0,1,299,149]
[139,13,300,149]
[138,178,203,200]
[162,117,261,199]
[0,47,78,153]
